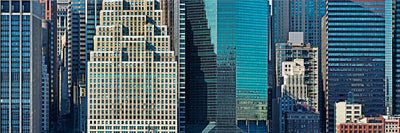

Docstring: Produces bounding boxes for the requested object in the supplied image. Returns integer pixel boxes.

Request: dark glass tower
[66,0,102,131]
[39,0,59,131]
[186,0,269,132]
[0,0,43,132]
[323,0,387,132]
[392,0,400,115]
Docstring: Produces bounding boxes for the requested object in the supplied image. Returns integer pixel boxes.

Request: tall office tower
[41,57,49,132]
[0,0,43,132]
[275,32,318,111]
[41,20,51,132]
[40,0,59,130]
[272,0,325,46]
[185,0,269,132]
[66,0,102,129]
[66,1,81,130]
[56,0,69,116]
[67,0,102,87]
[272,32,318,133]
[281,59,309,105]
[67,0,85,105]
[185,0,217,132]
[85,0,102,65]
[67,0,90,102]
[87,0,178,132]
[159,0,186,132]
[391,0,400,115]
[323,0,387,132]
[271,1,325,129]
[57,0,67,58]
[65,0,103,131]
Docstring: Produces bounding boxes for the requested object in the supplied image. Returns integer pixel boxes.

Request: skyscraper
[87,0,178,132]
[40,0,59,130]
[159,0,186,132]
[67,0,85,90]
[67,0,102,107]
[66,0,84,117]
[272,32,318,133]
[390,0,400,116]
[185,0,270,132]
[271,1,325,129]
[0,0,43,132]
[56,0,69,116]
[41,20,52,132]
[323,0,387,132]
[40,56,49,132]
[66,0,103,130]
[275,32,319,111]
[57,0,67,58]
[272,0,325,47]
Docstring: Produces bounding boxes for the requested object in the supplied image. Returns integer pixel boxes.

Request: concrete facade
[86,0,178,132]
[335,101,363,132]
[276,32,319,111]
[272,32,319,133]
[383,115,400,133]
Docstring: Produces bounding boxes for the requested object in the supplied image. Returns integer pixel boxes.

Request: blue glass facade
[234,0,269,122]
[392,0,400,115]
[385,0,393,115]
[186,0,269,132]
[325,1,386,132]
[85,0,102,62]
[272,0,325,46]
[0,0,42,132]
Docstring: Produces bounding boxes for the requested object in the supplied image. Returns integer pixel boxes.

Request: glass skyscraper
[0,0,43,132]
[323,0,387,132]
[391,0,400,115]
[272,0,325,47]
[186,0,269,132]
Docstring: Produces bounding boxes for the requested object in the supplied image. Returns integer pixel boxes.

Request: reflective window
[11,1,19,12]
[1,2,9,12]
[22,2,30,12]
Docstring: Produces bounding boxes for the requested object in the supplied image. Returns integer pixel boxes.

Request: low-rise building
[336,117,385,133]
[383,115,400,133]
[285,111,319,133]
[335,101,363,124]
[338,115,400,133]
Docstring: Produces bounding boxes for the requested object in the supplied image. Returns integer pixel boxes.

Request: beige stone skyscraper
[87,0,178,132]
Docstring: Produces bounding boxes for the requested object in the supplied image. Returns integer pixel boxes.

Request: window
[11,1,19,12]
[1,2,9,12]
